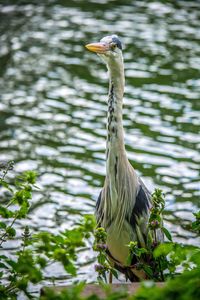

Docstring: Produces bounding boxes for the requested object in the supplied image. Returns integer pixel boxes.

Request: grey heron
[85,35,162,282]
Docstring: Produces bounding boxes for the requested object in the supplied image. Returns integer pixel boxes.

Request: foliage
[0,161,38,250]
[33,214,95,277]
[149,189,172,242]
[192,211,200,233]
[0,162,95,299]
[133,267,200,300]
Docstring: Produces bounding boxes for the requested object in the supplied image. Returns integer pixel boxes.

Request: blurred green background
[0,0,200,286]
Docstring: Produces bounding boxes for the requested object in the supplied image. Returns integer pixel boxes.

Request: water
[0,0,200,290]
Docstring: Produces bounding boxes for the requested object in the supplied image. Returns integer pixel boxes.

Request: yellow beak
[85,42,109,54]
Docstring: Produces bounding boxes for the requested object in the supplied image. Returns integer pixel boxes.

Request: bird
[85,35,162,282]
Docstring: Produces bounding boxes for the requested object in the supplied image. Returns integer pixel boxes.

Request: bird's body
[86,35,162,281]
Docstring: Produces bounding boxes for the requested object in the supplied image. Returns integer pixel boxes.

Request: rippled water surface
[0,0,200,289]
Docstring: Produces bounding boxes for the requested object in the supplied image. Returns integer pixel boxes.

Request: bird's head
[85,35,123,66]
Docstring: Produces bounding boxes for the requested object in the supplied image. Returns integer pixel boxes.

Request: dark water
[0,0,200,289]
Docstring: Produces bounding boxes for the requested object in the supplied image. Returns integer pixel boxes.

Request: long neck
[106,57,127,182]
[106,58,125,160]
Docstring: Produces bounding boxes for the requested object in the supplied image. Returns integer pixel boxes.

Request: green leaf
[18,201,29,218]
[189,248,200,265]
[143,264,153,278]
[154,242,174,258]
[0,206,13,218]
[64,262,76,276]
[0,262,8,269]
[5,259,17,270]
[98,252,106,265]
[23,171,37,184]
[83,214,96,232]
[0,180,13,192]
[16,278,28,290]
[36,257,47,268]
[162,227,172,241]
[111,268,118,279]
[0,222,6,229]
[0,255,7,260]
[6,227,16,237]
[126,254,133,266]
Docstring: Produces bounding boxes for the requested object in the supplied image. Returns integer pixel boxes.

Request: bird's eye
[110,43,117,50]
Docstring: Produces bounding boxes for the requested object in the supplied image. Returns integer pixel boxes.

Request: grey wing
[130,178,151,227]
[129,178,152,247]
[130,177,164,245]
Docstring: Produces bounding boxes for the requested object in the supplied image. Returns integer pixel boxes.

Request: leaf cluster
[0,166,37,247]
[33,215,95,277]
[0,165,96,299]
